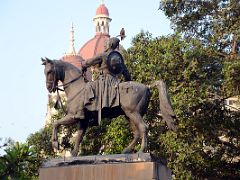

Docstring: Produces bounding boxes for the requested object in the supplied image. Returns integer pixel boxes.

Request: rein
[55,88,67,114]
[56,75,82,90]
[50,61,83,113]
[54,75,83,114]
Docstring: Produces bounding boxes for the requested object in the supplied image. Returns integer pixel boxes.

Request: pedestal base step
[39,153,172,180]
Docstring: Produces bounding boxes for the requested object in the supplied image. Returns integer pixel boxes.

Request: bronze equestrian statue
[42,38,176,157]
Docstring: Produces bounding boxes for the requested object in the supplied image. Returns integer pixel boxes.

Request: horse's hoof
[52,141,59,150]
[122,148,132,154]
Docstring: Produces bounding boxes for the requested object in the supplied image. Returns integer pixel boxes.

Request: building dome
[61,54,84,68]
[79,34,109,60]
[96,4,109,16]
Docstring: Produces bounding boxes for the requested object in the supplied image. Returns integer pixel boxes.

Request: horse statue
[42,58,176,156]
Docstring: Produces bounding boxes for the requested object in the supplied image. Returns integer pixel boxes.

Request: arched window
[101,21,105,32]
[96,22,100,32]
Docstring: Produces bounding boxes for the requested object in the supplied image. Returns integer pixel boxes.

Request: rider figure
[81,37,131,122]
[82,37,131,82]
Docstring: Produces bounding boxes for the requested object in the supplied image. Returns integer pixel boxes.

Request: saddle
[84,80,120,112]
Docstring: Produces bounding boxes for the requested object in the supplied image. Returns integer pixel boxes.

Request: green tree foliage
[158,1,240,178]
[159,0,240,58]
[27,125,55,158]
[224,59,240,96]
[27,98,70,158]
[100,117,132,154]
[0,142,39,179]
[0,138,14,156]
[80,117,132,155]
[124,31,239,179]
[24,104,66,178]
[158,0,240,96]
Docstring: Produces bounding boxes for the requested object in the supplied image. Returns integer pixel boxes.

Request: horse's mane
[53,60,81,72]
[52,60,88,82]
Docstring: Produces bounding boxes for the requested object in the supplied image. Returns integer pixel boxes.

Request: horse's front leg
[71,120,88,157]
[52,114,79,150]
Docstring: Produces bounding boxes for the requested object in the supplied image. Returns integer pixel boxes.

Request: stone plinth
[39,153,172,180]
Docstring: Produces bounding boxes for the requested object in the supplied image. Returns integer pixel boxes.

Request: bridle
[46,61,82,113]
[46,63,58,93]
[47,61,83,91]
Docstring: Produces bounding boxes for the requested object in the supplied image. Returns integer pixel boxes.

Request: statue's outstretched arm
[83,54,104,68]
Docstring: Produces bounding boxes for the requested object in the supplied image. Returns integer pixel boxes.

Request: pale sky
[0,0,172,145]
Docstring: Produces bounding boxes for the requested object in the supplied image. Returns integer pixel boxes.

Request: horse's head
[42,57,63,93]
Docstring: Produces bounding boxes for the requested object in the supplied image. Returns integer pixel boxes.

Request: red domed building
[79,3,111,60]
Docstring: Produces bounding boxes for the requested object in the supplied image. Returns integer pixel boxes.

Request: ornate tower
[78,2,111,60]
[93,2,112,35]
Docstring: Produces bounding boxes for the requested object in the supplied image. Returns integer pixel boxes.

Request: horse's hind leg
[71,120,88,157]
[124,111,148,153]
[122,120,140,154]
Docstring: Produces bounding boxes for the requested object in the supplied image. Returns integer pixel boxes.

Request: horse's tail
[150,80,177,132]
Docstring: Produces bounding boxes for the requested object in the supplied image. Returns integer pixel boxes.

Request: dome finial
[100,0,104,5]
[68,22,76,55]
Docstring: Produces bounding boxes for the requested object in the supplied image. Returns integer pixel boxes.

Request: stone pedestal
[39,153,172,180]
